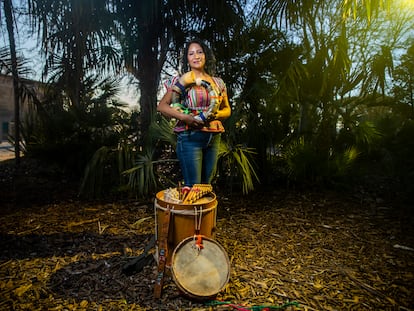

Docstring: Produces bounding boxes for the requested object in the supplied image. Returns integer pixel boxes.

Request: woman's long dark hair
[180,39,216,76]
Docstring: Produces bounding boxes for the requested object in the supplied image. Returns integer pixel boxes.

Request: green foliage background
[1,0,413,203]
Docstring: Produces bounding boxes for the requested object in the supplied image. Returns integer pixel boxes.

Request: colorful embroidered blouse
[164,76,227,133]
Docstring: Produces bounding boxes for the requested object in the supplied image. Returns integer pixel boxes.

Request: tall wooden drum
[154,189,218,266]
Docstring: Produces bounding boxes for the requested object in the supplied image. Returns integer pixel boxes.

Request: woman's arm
[214,91,231,120]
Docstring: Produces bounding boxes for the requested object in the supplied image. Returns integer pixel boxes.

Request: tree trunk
[136,35,162,144]
[3,0,20,166]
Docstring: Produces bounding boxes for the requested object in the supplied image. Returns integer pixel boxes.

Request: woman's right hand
[181,113,204,128]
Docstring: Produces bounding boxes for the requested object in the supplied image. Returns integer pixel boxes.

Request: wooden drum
[154,189,218,266]
[171,236,230,299]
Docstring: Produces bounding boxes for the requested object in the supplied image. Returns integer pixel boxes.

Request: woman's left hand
[206,111,218,121]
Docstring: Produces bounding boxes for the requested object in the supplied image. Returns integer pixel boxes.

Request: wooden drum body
[154,190,217,266]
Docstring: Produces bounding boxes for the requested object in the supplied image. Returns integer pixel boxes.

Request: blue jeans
[176,131,221,187]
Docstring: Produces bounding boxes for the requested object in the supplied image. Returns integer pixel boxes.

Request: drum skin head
[171,236,230,299]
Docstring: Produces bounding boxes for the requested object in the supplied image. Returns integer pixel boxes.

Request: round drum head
[171,236,230,299]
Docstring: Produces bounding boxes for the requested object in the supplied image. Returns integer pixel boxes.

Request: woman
[157,39,231,187]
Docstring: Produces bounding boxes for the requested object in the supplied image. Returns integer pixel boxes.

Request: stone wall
[0,74,40,142]
[0,75,15,142]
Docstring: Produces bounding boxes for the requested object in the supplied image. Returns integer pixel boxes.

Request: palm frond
[219,142,259,194]
[147,116,176,147]
[123,147,157,198]
[79,146,113,197]
[333,146,360,176]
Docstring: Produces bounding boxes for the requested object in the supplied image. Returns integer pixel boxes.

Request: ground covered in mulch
[0,158,413,310]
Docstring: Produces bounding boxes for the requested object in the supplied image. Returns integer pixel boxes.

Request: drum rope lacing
[155,201,217,215]
[193,206,204,251]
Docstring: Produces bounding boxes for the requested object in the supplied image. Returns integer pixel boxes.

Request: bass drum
[171,236,230,300]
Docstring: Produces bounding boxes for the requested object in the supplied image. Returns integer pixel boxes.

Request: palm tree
[110,0,246,143]
[7,0,255,197]
[257,0,393,26]
[27,0,119,108]
[249,0,412,186]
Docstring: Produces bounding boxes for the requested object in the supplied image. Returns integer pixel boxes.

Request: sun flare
[398,0,414,9]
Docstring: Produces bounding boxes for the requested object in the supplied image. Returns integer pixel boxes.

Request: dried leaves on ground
[0,190,413,310]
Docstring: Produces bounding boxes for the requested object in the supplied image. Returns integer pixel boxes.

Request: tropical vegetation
[1,0,413,202]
